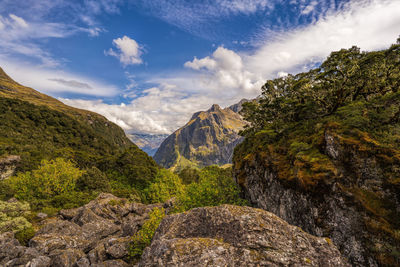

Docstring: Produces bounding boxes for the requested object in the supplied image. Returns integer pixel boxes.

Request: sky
[0,0,399,135]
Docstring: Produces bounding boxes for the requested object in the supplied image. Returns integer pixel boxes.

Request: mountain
[0,67,154,174]
[233,43,400,266]
[128,133,169,156]
[153,103,246,171]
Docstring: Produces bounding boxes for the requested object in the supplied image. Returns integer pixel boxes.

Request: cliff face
[154,104,246,171]
[233,94,400,266]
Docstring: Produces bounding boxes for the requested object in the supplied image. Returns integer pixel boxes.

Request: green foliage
[0,200,32,233]
[143,169,185,204]
[8,158,84,201]
[129,207,165,261]
[15,226,35,246]
[180,166,247,210]
[100,146,159,191]
[241,40,400,136]
[0,97,125,172]
[76,166,111,192]
[177,167,200,184]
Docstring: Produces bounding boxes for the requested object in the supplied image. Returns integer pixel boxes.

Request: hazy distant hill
[128,133,169,156]
[154,103,246,171]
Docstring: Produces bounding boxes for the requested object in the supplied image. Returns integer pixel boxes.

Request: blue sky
[0,0,399,134]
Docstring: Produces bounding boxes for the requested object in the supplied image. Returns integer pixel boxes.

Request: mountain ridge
[153,102,246,171]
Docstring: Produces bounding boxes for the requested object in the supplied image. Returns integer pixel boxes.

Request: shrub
[143,169,185,204]
[177,167,200,184]
[180,166,247,210]
[0,200,32,234]
[15,226,35,246]
[129,207,165,261]
[8,158,84,201]
[76,166,111,192]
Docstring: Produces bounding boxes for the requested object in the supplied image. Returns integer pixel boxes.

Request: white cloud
[301,1,318,15]
[247,0,400,77]
[105,36,144,66]
[61,83,219,134]
[0,59,118,97]
[9,14,28,28]
[184,46,263,94]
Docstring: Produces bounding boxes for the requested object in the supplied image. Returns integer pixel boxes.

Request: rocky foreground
[1,194,348,266]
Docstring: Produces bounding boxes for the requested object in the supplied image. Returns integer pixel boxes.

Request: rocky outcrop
[154,103,246,171]
[2,194,349,266]
[0,193,171,267]
[234,127,400,266]
[0,155,20,180]
[140,205,348,266]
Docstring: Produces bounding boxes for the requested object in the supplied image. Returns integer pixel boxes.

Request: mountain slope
[154,104,246,171]
[0,67,154,174]
[0,68,130,149]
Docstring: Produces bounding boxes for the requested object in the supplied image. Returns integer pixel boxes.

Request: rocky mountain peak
[208,103,222,112]
[154,102,246,171]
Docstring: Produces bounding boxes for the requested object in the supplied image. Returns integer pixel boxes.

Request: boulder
[139,205,349,266]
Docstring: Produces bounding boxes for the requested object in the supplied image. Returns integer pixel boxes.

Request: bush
[0,200,32,234]
[143,169,185,203]
[8,158,84,201]
[15,226,35,246]
[129,207,165,261]
[180,166,247,210]
[177,167,200,184]
[76,166,111,192]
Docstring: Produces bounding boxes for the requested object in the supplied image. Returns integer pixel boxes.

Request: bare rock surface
[0,155,20,180]
[0,193,164,267]
[140,205,348,267]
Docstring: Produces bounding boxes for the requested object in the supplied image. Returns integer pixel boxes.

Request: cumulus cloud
[61,83,220,134]
[184,47,263,94]
[105,36,144,66]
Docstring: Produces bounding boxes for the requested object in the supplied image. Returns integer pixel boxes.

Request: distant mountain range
[153,101,247,171]
[128,133,169,156]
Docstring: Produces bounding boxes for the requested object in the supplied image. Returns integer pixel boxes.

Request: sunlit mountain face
[1,0,399,137]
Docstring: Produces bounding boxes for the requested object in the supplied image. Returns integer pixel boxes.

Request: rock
[49,248,85,267]
[28,256,51,267]
[36,219,82,236]
[29,234,89,254]
[92,259,130,267]
[2,194,164,266]
[105,237,130,259]
[233,127,400,266]
[36,213,48,220]
[139,205,348,266]
[0,155,20,180]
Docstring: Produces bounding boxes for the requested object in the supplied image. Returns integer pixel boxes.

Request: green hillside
[0,69,159,209]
